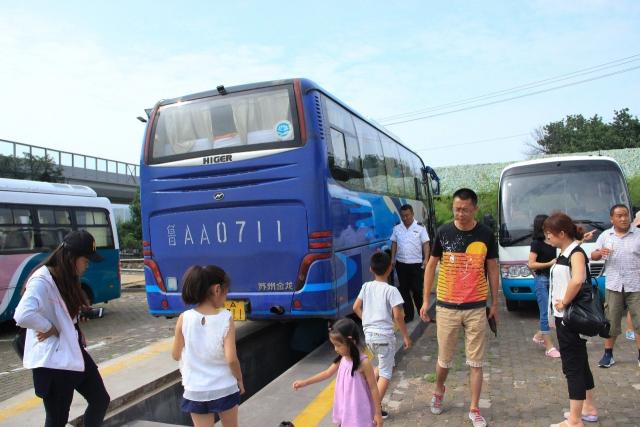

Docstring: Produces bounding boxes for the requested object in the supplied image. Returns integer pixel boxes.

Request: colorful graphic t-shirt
[432,222,498,309]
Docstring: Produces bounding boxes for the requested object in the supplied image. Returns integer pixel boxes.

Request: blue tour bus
[498,156,631,310]
[140,79,439,320]
[0,178,121,323]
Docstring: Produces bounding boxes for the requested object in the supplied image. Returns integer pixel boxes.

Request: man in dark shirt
[420,188,499,427]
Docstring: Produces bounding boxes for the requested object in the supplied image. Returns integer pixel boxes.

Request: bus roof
[0,178,97,197]
[151,78,426,168]
[500,155,622,179]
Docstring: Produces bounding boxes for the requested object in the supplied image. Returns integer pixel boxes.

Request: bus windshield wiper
[502,232,532,246]
[572,219,607,231]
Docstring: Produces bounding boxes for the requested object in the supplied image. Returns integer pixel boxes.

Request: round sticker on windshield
[274,120,293,140]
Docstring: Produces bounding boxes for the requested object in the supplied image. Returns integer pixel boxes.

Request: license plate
[224,300,246,321]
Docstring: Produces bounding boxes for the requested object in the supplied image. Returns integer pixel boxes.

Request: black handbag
[563,247,610,338]
[11,327,26,359]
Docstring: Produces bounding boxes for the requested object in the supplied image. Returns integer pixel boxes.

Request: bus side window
[411,156,424,200]
[325,97,363,189]
[398,147,415,199]
[76,209,114,248]
[354,118,387,194]
[329,128,348,170]
[380,135,404,196]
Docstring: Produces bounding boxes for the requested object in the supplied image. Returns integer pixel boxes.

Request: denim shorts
[180,391,240,414]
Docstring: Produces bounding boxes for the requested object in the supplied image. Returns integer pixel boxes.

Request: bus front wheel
[505,299,519,311]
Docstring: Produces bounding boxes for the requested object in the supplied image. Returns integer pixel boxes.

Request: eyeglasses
[453,207,473,214]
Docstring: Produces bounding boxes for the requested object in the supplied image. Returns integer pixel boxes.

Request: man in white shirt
[591,204,640,368]
[390,204,430,322]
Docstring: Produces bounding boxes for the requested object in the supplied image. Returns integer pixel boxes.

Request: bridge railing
[0,138,139,180]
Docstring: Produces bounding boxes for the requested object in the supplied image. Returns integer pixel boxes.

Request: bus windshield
[500,166,629,246]
[151,86,298,162]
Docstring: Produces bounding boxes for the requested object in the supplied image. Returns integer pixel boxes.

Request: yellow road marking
[292,380,335,427]
[0,338,172,422]
[0,397,41,422]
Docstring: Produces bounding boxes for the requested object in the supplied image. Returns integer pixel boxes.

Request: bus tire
[505,299,518,311]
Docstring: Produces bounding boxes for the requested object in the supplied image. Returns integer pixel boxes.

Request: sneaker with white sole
[468,409,487,427]
[598,352,615,368]
[430,387,445,415]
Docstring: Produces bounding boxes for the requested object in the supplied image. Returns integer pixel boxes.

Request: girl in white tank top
[171,265,244,427]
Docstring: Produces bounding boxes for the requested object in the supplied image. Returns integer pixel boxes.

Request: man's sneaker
[625,330,636,340]
[598,352,615,368]
[468,409,487,427]
[380,409,389,419]
[430,387,445,415]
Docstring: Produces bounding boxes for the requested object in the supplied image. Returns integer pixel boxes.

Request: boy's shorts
[365,333,396,380]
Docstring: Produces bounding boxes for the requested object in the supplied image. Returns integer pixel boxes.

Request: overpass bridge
[1,139,139,204]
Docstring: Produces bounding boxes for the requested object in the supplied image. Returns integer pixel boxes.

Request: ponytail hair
[329,318,364,376]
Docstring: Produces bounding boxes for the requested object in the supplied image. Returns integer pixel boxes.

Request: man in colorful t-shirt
[419,188,499,427]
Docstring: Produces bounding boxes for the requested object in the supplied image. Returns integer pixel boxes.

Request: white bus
[0,178,121,322]
[498,155,631,311]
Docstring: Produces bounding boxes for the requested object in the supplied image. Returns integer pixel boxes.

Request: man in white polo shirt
[391,204,430,322]
[591,204,640,368]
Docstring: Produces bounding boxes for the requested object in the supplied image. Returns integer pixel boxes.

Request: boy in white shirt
[353,252,412,417]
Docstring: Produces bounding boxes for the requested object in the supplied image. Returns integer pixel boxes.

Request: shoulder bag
[563,246,610,338]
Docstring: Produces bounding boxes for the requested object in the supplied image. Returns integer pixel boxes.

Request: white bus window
[0,228,33,251]
[81,227,113,248]
[55,209,71,225]
[13,209,31,224]
[76,209,108,226]
[0,208,11,224]
[38,209,55,225]
[37,228,70,250]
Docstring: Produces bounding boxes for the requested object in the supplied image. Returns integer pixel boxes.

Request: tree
[529,108,640,154]
[116,188,142,255]
[0,153,65,182]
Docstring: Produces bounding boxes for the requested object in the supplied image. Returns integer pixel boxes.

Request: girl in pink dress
[293,318,383,426]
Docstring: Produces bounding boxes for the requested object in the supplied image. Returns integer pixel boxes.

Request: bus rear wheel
[505,299,519,311]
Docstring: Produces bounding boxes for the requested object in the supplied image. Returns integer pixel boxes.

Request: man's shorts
[436,306,487,368]
[365,333,396,380]
[604,289,640,336]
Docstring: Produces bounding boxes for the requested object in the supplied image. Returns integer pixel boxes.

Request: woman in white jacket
[14,230,110,427]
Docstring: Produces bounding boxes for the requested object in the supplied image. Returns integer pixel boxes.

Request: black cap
[63,230,104,262]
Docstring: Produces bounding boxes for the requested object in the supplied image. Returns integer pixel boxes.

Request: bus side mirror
[431,179,440,196]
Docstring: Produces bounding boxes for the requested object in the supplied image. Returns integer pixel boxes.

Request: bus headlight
[502,264,532,278]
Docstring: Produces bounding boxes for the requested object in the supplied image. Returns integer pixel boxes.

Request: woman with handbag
[14,230,110,427]
[544,213,598,427]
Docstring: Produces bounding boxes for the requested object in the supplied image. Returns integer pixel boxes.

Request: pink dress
[332,353,374,427]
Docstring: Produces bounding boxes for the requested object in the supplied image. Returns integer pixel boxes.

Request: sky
[1,1,639,168]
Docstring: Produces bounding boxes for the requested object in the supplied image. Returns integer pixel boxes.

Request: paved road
[0,274,177,403]
[383,299,640,427]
